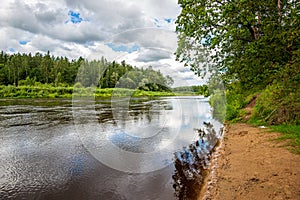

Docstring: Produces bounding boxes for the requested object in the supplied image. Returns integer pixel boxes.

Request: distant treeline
[0,51,173,92]
[172,85,209,97]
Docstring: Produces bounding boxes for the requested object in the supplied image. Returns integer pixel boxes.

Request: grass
[249,116,266,126]
[0,84,202,99]
[271,125,300,154]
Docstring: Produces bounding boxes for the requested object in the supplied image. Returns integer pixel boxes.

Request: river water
[0,97,222,200]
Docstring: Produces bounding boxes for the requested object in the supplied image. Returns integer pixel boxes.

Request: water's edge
[198,125,227,200]
[172,122,224,200]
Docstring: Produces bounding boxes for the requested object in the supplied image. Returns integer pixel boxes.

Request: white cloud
[135,49,171,62]
[0,0,205,86]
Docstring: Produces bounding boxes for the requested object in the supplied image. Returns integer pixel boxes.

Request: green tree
[176,0,299,90]
[165,75,174,87]
[54,72,62,87]
[40,51,53,84]
[7,54,22,86]
[117,77,136,89]
[0,52,175,92]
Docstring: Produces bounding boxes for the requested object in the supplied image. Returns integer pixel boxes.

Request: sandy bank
[200,123,300,200]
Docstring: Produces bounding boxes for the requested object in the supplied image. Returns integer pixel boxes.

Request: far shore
[0,84,207,99]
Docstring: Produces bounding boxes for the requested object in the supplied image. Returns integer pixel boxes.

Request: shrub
[224,89,245,121]
[253,83,300,125]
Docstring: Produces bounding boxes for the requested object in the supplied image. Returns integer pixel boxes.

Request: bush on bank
[0,84,180,99]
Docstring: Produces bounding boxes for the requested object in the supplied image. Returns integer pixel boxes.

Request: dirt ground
[200,123,300,200]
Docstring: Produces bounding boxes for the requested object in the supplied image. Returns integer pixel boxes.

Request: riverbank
[0,85,204,98]
[200,123,300,200]
[0,85,173,98]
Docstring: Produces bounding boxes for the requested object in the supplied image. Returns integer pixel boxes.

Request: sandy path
[201,123,300,200]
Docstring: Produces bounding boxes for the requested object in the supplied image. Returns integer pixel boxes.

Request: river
[0,97,222,200]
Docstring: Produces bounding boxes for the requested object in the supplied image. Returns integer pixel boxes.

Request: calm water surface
[0,97,222,200]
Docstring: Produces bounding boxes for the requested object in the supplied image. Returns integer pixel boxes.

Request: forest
[176,0,299,126]
[0,51,173,89]
[0,51,208,98]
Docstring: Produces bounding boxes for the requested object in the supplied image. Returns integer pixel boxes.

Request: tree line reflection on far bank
[172,122,222,200]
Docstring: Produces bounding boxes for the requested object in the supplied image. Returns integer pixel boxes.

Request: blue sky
[67,10,83,24]
[66,10,89,24]
[0,0,206,86]
[19,40,28,45]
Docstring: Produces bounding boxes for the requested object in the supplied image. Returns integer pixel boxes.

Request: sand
[200,123,300,200]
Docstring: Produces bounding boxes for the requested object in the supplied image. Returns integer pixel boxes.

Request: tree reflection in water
[172,122,222,200]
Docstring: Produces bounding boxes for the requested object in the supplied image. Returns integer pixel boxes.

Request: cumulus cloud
[135,49,171,62]
[0,0,205,86]
[106,43,140,53]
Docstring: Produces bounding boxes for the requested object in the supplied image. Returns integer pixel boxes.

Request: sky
[0,0,205,87]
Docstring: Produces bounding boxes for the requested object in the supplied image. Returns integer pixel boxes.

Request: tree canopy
[176,0,299,90]
[0,51,174,91]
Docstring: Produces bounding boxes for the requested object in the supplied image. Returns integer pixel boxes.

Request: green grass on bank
[0,84,203,99]
[271,125,300,154]
[0,84,74,98]
[210,81,300,154]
